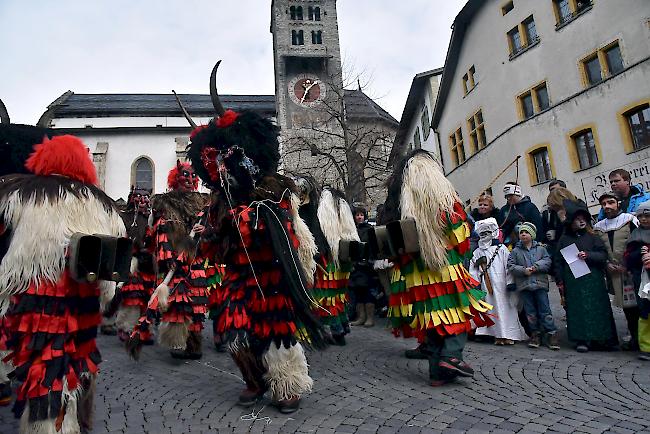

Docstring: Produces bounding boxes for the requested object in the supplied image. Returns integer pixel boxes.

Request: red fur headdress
[167,160,199,191]
[25,135,98,185]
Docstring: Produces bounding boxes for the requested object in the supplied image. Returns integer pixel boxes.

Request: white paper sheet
[560,243,591,278]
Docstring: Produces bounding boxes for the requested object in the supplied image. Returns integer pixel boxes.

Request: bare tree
[282,64,397,207]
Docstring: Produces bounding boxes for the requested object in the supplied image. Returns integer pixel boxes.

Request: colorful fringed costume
[388,202,492,339]
[0,135,125,433]
[382,150,492,384]
[184,61,326,414]
[114,187,156,342]
[296,180,358,344]
[128,162,209,360]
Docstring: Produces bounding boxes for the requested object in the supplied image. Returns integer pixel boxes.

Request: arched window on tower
[132,156,154,191]
[290,6,296,20]
[295,6,303,20]
[308,6,314,20]
[311,30,322,44]
[292,30,304,45]
[314,7,321,21]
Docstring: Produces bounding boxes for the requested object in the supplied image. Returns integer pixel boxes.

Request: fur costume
[186,61,325,410]
[297,179,358,341]
[128,165,210,359]
[0,135,125,433]
[111,187,156,341]
[382,150,492,382]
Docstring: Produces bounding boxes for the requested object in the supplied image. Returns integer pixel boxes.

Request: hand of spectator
[524,267,533,276]
[192,224,205,234]
[607,262,618,273]
[546,230,556,241]
[577,251,588,260]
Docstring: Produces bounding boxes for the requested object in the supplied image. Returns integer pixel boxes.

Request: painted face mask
[478,230,494,249]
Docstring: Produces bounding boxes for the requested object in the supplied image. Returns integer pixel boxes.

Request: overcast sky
[0,0,466,125]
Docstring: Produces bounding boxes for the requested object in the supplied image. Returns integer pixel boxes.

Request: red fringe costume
[0,135,126,432]
[184,64,326,412]
[127,162,210,360]
[115,189,156,342]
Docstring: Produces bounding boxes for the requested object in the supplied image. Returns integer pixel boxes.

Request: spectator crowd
[466,169,650,360]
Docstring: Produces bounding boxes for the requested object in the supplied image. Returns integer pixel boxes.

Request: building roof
[431,0,484,130]
[391,68,444,153]
[40,90,397,126]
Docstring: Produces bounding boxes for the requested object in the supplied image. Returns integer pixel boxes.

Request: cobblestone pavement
[1,291,649,434]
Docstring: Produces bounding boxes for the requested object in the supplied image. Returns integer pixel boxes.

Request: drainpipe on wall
[434,129,445,173]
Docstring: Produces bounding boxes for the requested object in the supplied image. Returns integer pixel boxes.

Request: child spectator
[624,200,650,361]
[507,222,559,350]
[470,218,526,345]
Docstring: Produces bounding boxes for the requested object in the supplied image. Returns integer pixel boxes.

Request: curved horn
[172,90,197,129]
[0,98,9,125]
[210,60,226,117]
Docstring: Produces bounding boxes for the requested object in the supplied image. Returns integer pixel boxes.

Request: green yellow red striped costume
[388,202,493,340]
[311,254,352,334]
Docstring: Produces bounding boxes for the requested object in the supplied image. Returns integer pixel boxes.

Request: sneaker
[404,344,431,360]
[638,352,650,361]
[546,333,560,351]
[332,334,346,346]
[528,333,540,349]
[438,357,474,377]
[576,344,589,353]
[238,387,266,407]
[275,396,300,414]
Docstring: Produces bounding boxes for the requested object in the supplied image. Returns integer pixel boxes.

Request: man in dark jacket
[499,182,543,245]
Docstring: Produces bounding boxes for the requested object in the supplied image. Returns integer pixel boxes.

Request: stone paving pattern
[1,290,649,434]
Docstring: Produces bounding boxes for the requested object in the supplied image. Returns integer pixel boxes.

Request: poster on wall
[581,152,650,207]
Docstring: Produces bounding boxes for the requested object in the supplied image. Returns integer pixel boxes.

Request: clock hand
[300,80,319,104]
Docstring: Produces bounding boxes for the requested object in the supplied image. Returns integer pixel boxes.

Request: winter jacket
[507,241,552,291]
[499,196,543,243]
[597,184,650,221]
[470,207,502,225]
[349,221,378,289]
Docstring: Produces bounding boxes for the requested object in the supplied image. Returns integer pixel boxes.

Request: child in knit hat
[507,222,559,349]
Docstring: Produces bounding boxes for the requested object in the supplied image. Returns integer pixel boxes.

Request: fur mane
[0,175,125,314]
[151,191,208,256]
[399,152,459,270]
[317,189,360,266]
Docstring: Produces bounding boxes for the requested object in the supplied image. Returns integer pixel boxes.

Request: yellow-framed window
[527,145,555,184]
[517,81,550,120]
[571,128,599,169]
[501,0,514,16]
[449,128,466,167]
[580,40,624,87]
[619,101,650,153]
[552,0,593,27]
[467,110,486,154]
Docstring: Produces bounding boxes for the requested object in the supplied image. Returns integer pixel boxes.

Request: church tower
[271,0,343,131]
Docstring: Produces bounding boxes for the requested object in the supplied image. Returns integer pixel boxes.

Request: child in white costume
[470,218,527,344]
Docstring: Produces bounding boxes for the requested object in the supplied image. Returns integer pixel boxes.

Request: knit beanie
[519,221,537,239]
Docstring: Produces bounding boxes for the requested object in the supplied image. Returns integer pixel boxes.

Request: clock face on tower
[288,74,326,108]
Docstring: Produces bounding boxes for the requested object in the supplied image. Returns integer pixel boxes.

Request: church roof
[41,90,397,126]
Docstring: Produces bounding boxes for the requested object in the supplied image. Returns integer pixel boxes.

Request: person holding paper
[555,200,618,353]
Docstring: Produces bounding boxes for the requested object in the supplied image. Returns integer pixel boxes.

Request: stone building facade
[430,0,650,212]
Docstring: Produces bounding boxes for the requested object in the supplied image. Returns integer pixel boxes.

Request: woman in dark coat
[554,200,618,352]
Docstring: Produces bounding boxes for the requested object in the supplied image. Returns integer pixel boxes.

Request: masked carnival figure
[185,61,327,414]
[0,102,56,410]
[0,132,126,433]
[107,187,156,343]
[128,161,210,360]
[381,150,492,386]
[295,177,358,346]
